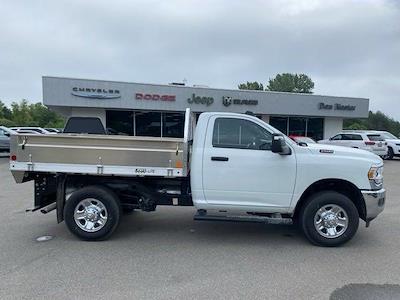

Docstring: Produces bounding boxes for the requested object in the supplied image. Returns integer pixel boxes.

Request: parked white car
[10,127,54,134]
[318,131,388,158]
[368,131,400,160]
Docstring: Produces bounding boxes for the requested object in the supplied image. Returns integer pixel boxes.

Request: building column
[323,117,343,139]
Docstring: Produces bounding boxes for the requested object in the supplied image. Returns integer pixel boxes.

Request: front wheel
[300,191,359,247]
[64,186,122,241]
[386,147,394,160]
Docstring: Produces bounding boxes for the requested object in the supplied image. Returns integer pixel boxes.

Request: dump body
[10,109,194,182]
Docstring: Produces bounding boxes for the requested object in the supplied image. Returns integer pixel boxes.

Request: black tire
[300,191,359,247]
[386,147,394,160]
[64,186,122,241]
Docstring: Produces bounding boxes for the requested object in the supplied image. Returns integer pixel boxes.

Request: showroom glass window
[269,116,324,141]
[106,110,184,138]
[135,112,162,137]
[307,118,324,141]
[163,112,184,138]
[106,110,134,135]
[269,117,288,134]
[288,117,307,136]
[212,118,272,150]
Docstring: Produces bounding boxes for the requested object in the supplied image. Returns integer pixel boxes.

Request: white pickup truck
[9,109,385,246]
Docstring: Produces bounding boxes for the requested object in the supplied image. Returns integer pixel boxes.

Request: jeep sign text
[187,94,214,106]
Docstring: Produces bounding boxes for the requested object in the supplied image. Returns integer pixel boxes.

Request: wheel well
[293,179,366,221]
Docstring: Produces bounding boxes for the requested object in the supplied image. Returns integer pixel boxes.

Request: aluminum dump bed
[10,109,194,182]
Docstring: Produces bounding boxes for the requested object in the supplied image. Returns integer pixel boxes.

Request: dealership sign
[71,87,121,99]
[135,93,176,101]
[222,96,258,107]
[187,94,214,106]
[319,102,356,111]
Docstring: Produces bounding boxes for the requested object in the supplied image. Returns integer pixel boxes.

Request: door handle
[211,156,229,161]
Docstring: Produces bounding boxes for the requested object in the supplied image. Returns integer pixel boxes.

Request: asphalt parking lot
[0,157,400,299]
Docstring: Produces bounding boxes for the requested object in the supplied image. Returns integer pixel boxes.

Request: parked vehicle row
[0,126,62,152]
[10,127,60,134]
[318,130,400,160]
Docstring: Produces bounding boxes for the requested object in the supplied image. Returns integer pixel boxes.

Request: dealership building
[43,76,369,141]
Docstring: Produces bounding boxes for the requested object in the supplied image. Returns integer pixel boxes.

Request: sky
[1,0,399,120]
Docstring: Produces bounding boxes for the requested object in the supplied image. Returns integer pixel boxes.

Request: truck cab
[190,112,385,246]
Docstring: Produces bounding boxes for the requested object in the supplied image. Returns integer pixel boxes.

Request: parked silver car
[0,126,15,152]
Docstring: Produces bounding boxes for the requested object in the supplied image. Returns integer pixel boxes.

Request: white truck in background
[9,109,386,247]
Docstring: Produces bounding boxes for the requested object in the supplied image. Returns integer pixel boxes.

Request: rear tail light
[10,155,17,161]
[365,141,375,146]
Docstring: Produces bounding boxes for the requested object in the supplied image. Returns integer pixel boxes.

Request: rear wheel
[300,191,359,247]
[64,186,122,240]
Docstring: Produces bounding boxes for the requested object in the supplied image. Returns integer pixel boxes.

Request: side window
[341,134,363,141]
[340,134,350,140]
[351,134,363,141]
[212,118,272,150]
[332,134,342,140]
[367,134,384,141]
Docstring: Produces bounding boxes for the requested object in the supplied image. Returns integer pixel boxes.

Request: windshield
[381,132,397,139]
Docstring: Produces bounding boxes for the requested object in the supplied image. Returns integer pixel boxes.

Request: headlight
[368,166,383,186]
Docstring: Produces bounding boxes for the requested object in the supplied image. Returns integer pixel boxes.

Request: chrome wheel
[74,198,108,232]
[314,204,348,239]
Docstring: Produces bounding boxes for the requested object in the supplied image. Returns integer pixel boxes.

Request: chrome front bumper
[361,188,386,222]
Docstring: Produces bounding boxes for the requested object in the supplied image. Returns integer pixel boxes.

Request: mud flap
[56,174,67,223]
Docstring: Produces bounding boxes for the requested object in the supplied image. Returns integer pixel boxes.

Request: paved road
[0,158,399,299]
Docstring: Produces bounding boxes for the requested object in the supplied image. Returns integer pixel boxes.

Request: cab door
[202,116,297,209]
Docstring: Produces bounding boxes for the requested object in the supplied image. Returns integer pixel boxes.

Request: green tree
[238,81,264,91]
[344,111,400,136]
[266,73,314,93]
[0,118,16,127]
[29,102,64,128]
[346,122,368,130]
[0,99,65,128]
[0,100,12,119]
[10,99,36,126]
